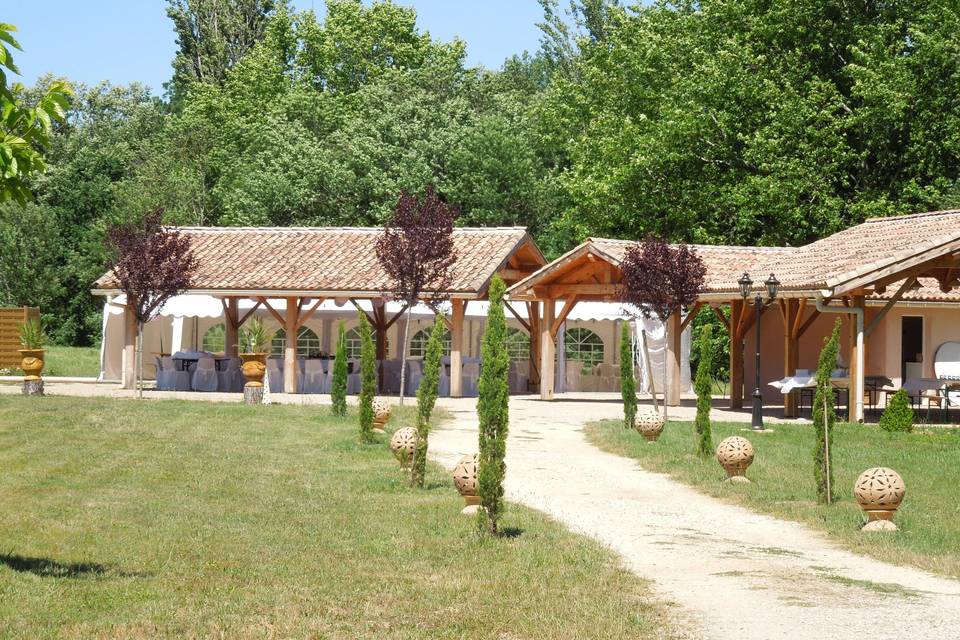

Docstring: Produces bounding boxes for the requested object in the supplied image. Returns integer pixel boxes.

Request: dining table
[171,351,234,372]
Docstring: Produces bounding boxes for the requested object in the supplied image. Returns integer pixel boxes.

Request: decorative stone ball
[634,410,666,442]
[372,398,392,425]
[716,436,755,479]
[389,427,417,467]
[452,453,480,498]
[854,467,905,519]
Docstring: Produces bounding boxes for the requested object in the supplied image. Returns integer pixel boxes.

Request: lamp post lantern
[738,272,780,430]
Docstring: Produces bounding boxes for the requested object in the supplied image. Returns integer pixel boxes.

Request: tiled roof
[94,227,540,297]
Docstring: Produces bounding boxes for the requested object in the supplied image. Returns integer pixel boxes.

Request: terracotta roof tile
[94,227,539,297]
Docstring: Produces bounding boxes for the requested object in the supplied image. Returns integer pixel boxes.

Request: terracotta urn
[854,467,905,531]
[452,453,481,514]
[239,353,268,387]
[716,436,755,483]
[372,398,392,432]
[634,410,666,442]
[389,426,417,469]
[18,348,45,380]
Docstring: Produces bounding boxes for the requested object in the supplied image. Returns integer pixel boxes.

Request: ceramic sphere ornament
[716,436,755,483]
[372,398,392,432]
[854,467,905,532]
[634,410,666,442]
[452,453,481,514]
[389,427,417,469]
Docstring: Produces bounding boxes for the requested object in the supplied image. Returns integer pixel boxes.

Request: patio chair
[462,362,480,397]
[157,356,191,391]
[217,358,243,393]
[405,359,423,395]
[266,358,283,393]
[192,356,218,392]
[300,359,326,394]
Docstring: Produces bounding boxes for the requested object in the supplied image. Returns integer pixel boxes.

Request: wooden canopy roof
[93,226,546,299]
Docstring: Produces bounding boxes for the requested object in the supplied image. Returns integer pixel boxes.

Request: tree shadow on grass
[0,553,144,579]
[498,527,524,539]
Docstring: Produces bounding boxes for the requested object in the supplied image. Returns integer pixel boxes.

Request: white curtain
[634,315,692,394]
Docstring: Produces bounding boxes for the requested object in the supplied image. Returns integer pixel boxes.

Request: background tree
[331,321,347,417]
[105,208,196,398]
[477,276,510,535]
[619,321,636,429]
[0,24,71,204]
[357,311,376,443]
[375,186,457,404]
[411,314,445,488]
[166,0,283,104]
[619,237,706,420]
[694,324,714,457]
[812,319,841,505]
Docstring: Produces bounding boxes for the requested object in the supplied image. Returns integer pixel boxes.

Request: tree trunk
[244,384,264,405]
[137,321,144,400]
[398,308,412,406]
[22,379,44,396]
[662,316,669,421]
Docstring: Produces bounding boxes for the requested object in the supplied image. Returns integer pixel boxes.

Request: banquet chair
[300,359,326,394]
[346,360,362,394]
[157,356,191,391]
[266,358,283,393]
[405,360,423,395]
[217,358,243,393]
[462,362,481,397]
[192,356,219,392]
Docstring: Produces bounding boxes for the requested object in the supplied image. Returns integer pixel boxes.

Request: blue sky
[6,1,546,94]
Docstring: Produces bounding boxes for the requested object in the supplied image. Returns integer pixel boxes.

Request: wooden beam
[238,300,262,327]
[777,299,787,326]
[503,300,531,333]
[711,305,730,332]
[729,300,744,409]
[349,298,375,325]
[426,302,454,330]
[258,297,285,326]
[540,300,555,400]
[550,296,579,338]
[383,304,409,331]
[832,236,960,295]
[450,299,465,398]
[680,302,703,332]
[865,277,914,338]
[783,299,799,417]
[537,283,619,297]
[796,308,821,338]
[296,297,325,328]
[283,296,299,393]
[499,268,537,281]
[790,298,807,339]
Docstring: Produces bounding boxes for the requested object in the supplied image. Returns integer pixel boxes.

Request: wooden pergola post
[284,296,299,393]
[782,299,799,417]
[450,299,466,398]
[729,299,744,409]
[666,312,682,406]
[850,294,866,422]
[527,301,541,393]
[223,298,239,358]
[539,299,555,400]
[122,302,136,389]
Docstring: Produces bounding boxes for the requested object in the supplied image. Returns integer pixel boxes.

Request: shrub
[237,318,271,353]
[18,319,47,350]
[812,319,841,504]
[880,389,914,433]
[619,322,637,429]
[694,324,714,457]
[357,312,376,443]
[331,321,348,417]
[477,276,510,535]
[412,314,445,487]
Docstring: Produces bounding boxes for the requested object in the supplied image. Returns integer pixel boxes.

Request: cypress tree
[358,312,376,443]
[694,324,714,457]
[620,322,637,429]
[879,389,914,433]
[477,276,510,535]
[813,319,841,504]
[331,321,348,417]
[412,315,445,487]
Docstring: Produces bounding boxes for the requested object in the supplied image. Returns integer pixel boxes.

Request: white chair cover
[217,358,242,393]
[300,359,326,394]
[192,356,218,392]
[462,362,480,397]
[266,359,283,393]
[158,355,191,391]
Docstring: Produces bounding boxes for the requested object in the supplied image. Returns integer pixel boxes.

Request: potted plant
[18,319,47,395]
[238,318,273,392]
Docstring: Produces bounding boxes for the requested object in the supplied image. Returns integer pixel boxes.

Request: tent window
[202,323,225,353]
[409,326,451,358]
[345,327,388,359]
[564,327,605,365]
[506,327,530,361]
[272,327,322,357]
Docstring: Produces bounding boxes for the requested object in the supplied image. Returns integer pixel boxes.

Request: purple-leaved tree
[106,208,197,398]
[376,187,458,405]
[620,237,706,419]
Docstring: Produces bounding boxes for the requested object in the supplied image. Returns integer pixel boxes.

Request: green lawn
[0,397,671,639]
[586,419,960,579]
[40,345,101,378]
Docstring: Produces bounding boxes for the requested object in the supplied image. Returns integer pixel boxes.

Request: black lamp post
[738,272,780,430]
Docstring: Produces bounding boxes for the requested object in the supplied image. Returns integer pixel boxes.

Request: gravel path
[430,396,960,640]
